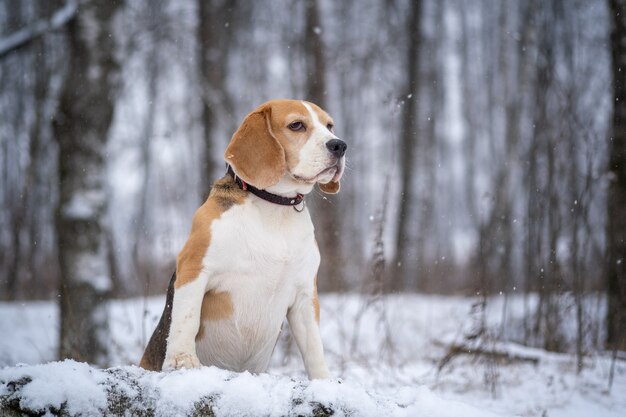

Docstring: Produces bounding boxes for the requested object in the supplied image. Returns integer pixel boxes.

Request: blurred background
[0,0,624,375]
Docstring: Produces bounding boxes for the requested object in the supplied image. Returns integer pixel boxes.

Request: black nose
[326,139,347,158]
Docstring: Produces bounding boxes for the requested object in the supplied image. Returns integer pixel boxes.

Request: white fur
[164,196,330,378]
[288,291,330,378]
[163,276,207,369]
[266,174,315,197]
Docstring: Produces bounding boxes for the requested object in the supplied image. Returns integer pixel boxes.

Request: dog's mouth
[292,159,344,184]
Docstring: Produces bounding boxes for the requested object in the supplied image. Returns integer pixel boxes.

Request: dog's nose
[326,139,347,158]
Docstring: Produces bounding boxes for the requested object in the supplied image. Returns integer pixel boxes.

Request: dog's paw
[308,365,331,380]
[163,352,201,370]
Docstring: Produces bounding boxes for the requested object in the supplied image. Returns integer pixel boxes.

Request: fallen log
[0,361,336,417]
[436,341,541,373]
[0,360,508,416]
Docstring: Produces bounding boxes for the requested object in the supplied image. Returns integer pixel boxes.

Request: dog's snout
[326,139,347,158]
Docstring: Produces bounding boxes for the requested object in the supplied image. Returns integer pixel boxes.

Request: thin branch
[437,343,540,373]
[0,1,77,59]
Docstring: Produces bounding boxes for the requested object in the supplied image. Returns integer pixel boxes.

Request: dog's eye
[327,123,334,131]
[288,121,305,131]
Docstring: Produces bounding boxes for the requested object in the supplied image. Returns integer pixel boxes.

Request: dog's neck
[265,174,315,198]
[227,166,311,211]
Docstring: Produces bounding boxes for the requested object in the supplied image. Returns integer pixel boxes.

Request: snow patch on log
[0,360,502,417]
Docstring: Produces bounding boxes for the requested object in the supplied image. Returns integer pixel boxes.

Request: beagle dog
[139,99,346,379]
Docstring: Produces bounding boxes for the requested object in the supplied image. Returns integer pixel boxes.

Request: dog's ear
[318,180,340,194]
[224,104,286,189]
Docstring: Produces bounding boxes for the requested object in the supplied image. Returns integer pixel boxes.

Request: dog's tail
[138,272,176,371]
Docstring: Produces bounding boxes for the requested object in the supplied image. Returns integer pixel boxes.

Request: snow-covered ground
[1,294,625,416]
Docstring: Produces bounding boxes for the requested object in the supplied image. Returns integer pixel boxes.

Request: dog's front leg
[287,289,331,379]
[162,273,208,370]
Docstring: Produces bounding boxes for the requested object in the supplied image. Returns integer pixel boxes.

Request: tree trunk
[197,0,218,187]
[607,0,626,351]
[303,0,344,292]
[392,0,422,292]
[53,0,124,366]
[304,0,326,105]
[415,0,443,292]
[197,0,238,188]
[131,43,159,295]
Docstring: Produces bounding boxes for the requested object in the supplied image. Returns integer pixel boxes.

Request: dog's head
[224,99,346,195]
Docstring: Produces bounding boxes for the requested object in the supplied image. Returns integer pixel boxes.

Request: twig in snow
[608,347,617,393]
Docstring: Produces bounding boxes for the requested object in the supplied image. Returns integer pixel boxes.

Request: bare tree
[129,2,165,296]
[3,0,47,299]
[53,0,125,366]
[0,0,66,300]
[198,0,239,187]
[414,0,444,293]
[607,0,626,351]
[304,0,326,104]
[393,0,422,292]
[303,0,344,292]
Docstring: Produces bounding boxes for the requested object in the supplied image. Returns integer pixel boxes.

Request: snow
[0,360,502,417]
[0,360,108,415]
[1,294,625,416]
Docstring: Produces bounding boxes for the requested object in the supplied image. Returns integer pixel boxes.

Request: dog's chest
[194,200,319,372]
[206,200,318,280]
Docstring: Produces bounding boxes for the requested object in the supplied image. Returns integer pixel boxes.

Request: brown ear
[318,180,340,194]
[224,105,286,189]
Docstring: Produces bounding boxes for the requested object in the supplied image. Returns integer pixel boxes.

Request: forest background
[0,0,625,372]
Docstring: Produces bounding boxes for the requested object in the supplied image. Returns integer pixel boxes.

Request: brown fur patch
[195,290,234,340]
[304,101,335,130]
[318,180,340,194]
[224,104,287,190]
[264,100,309,171]
[174,175,246,289]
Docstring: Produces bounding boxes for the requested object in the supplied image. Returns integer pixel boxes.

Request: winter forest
[1,0,626,416]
